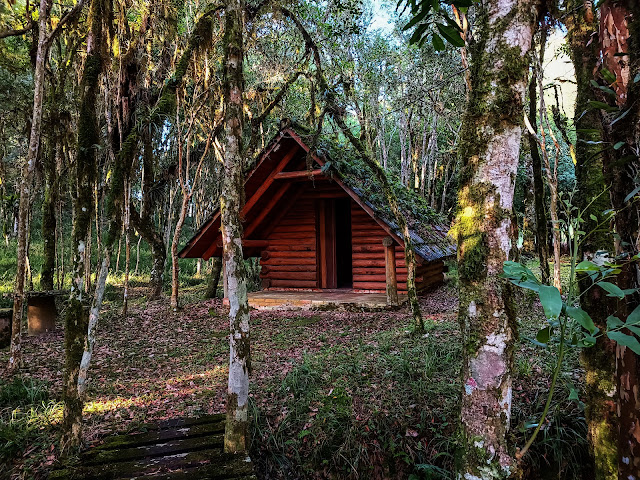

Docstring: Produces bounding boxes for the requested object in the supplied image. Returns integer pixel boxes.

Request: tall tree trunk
[170,193,189,310]
[41,141,58,291]
[527,68,550,284]
[61,0,105,450]
[221,0,250,454]
[453,0,538,477]
[9,0,51,371]
[206,257,222,298]
[566,2,617,478]
[598,2,640,476]
[130,203,166,299]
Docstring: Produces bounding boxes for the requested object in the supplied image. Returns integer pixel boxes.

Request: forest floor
[0,262,591,480]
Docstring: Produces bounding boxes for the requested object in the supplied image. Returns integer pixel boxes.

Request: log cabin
[179,126,454,298]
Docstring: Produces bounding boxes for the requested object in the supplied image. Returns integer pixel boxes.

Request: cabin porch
[236,289,408,310]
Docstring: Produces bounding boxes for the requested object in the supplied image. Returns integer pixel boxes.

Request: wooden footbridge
[50,414,256,479]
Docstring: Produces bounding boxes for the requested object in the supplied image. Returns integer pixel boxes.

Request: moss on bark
[453,1,539,477]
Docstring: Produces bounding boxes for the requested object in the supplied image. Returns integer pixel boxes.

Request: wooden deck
[246,289,407,310]
[50,414,256,480]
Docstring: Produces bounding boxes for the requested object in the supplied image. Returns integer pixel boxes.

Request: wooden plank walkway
[50,414,257,480]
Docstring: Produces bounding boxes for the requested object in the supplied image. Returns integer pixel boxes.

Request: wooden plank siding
[259,197,319,289]
[350,202,445,294]
[257,186,445,294]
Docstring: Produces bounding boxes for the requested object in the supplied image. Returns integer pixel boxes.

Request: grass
[0,377,63,478]
[0,251,593,479]
[252,322,462,479]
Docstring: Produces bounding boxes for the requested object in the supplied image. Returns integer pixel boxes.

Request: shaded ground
[1,273,590,480]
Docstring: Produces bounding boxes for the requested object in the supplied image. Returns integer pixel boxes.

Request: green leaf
[589,214,598,221]
[625,304,640,327]
[536,326,551,345]
[525,336,549,348]
[431,33,445,51]
[568,387,579,401]
[624,185,640,203]
[402,4,432,31]
[614,141,625,150]
[607,331,640,355]
[611,108,630,126]
[588,100,618,113]
[576,260,599,272]
[538,285,562,319]
[601,67,616,84]
[579,334,597,347]
[436,23,465,47]
[606,315,623,330]
[627,325,640,337]
[408,23,429,45]
[634,72,640,83]
[597,281,626,298]
[566,306,598,334]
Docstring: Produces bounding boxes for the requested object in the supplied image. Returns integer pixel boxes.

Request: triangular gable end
[179,127,416,262]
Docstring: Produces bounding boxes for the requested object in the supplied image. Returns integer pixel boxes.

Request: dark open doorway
[335,199,352,288]
[317,198,353,289]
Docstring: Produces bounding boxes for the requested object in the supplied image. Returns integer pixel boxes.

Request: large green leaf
[597,281,626,299]
[607,331,640,355]
[566,306,597,335]
[431,33,445,51]
[436,23,465,47]
[538,285,562,319]
[626,304,640,327]
[576,260,600,272]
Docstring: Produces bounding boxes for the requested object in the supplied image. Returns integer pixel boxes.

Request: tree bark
[598,2,640,476]
[130,203,166,299]
[206,257,223,298]
[566,2,617,478]
[221,0,250,454]
[9,0,51,372]
[453,0,538,477]
[61,0,105,450]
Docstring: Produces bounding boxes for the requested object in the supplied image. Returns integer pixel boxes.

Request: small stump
[0,308,11,348]
[27,292,59,336]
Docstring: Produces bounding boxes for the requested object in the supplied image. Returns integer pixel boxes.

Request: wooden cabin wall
[258,181,445,294]
[351,202,445,294]
[259,197,318,289]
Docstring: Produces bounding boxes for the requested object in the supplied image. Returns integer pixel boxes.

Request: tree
[596,1,640,476]
[61,0,106,450]
[220,0,251,453]
[8,0,87,371]
[452,0,539,477]
[565,1,617,477]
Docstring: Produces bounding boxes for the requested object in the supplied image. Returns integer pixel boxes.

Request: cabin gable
[179,128,451,294]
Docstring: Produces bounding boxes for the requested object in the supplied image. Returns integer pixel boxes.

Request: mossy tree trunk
[9,0,51,372]
[566,2,617,478]
[221,0,250,454]
[61,0,105,451]
[453,1,538,477]
[598,1,640,476]
[41,139,58,291]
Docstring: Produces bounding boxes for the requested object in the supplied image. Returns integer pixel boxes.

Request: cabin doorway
[317,198,353,289]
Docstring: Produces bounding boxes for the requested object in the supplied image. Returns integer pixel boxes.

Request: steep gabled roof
[179,127,455,262]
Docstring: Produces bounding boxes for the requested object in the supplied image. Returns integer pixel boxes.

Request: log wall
[350,202,445,294]
[257,187,446,293]
[259,197,319,289]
